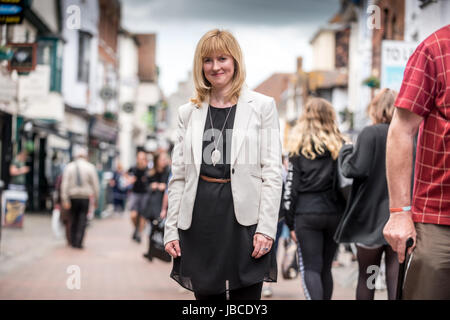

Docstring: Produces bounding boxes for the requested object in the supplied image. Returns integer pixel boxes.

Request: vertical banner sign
[381,40,418,92]
[0,0,25,25]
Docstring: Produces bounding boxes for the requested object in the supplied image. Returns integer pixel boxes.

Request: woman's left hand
[252,233,273,259]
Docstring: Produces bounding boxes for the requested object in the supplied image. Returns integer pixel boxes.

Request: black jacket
[334,124,390,246]
[283,148,344,231]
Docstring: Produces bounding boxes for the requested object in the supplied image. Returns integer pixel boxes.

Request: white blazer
[164,86,283,245]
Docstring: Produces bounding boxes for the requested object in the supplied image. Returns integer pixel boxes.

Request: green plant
[103,111,117,121]
[339,107,354,130]
[362,75,380,88]
[0,45,13,61]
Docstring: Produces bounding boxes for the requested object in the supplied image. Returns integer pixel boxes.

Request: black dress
[170,105,277,296]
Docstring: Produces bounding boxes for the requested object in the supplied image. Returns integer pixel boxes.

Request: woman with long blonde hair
[283,97,346,300]
[164,29,282,300]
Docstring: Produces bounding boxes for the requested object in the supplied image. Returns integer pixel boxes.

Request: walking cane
[396,237,414,300]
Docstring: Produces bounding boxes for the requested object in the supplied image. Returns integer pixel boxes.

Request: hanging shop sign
[122,102,134,113]
[99,86,116,102]
[8,42,37,73]
[0,0,25,25]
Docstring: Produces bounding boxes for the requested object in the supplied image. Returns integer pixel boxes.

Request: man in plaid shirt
[384,25,450,299]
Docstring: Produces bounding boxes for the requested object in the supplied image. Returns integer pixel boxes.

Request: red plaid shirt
[395,25,450,226]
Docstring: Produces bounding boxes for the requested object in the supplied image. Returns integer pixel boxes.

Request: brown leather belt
[200,175,231,183]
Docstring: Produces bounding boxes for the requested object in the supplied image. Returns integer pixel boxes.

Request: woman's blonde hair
[286,97,345,160]
[191,29,246,106]
[367,88,397,124]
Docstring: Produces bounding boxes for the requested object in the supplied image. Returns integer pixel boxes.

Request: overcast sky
[121,0,340,97]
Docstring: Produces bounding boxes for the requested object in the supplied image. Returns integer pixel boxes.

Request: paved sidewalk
[0,212,388,300]
[0,213,66,277]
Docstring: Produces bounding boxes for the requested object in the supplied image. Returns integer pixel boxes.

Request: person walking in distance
[383,25,450,300]
[9,150,30,191]
[143,151,170,261]
[164,29,282,300]
[61,146,99,249]
[127,150,151,243]
[283,98,347,300]
[109,161,129,215]
[334,88,399,300]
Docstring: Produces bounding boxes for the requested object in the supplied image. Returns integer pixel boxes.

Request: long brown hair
[190,29,246,107]
[286,97,345,160]
[149,151,168,176]
[367,88,397,124]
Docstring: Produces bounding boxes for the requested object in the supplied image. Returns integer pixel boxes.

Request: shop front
[16,117,70,212]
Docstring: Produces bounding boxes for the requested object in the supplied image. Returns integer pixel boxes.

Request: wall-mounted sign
[8,43,37,72]
[381,40,418,92]
[0,0,25,25]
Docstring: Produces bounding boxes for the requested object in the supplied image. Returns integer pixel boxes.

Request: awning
[89,117,118,143]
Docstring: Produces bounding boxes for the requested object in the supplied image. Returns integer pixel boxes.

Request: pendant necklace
[209,104,234,166]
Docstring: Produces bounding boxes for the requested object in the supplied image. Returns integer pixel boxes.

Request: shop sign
[381,40,418,92]
[99,86,116,102]
[122,102,134,113]
[8,42,37,72]
[1,189,27,228]
[0,0,24,25]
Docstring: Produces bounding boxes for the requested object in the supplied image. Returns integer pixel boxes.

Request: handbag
[148,219,172,262]
[142,190,163,220]
[281,238,299,280]
[51,207,64,239]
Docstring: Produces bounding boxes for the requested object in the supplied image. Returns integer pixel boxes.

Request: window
[37,38,62,92]
[77,31,91,83]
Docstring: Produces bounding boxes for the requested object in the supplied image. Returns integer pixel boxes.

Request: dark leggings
[295,213,341,300]
[194,282,263,300]
[356,244,399,300]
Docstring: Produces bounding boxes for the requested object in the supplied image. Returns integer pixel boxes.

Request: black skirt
[170,105,277,295]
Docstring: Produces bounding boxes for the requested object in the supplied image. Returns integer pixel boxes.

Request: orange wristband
[389,206,411,213]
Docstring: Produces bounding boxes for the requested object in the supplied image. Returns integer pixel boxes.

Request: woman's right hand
[165,240,181,258]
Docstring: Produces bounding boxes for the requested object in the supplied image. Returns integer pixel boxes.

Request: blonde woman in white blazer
[164,29,282,300]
